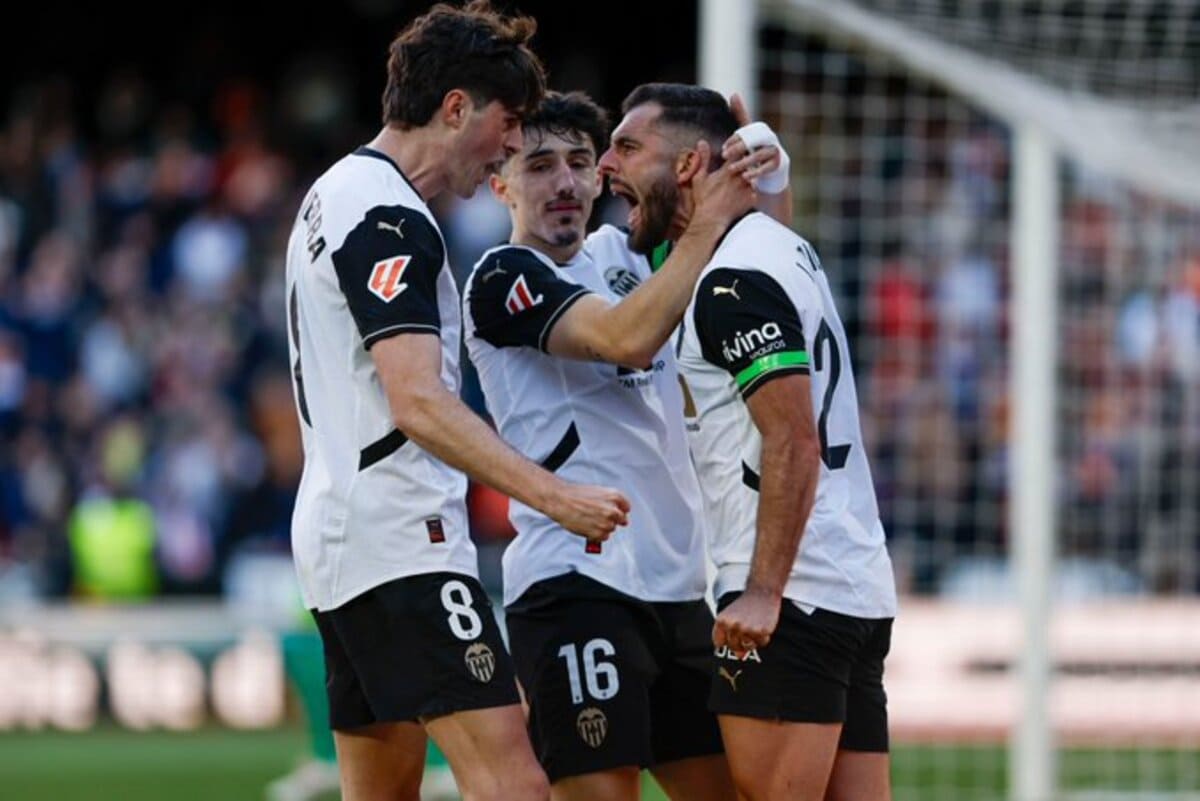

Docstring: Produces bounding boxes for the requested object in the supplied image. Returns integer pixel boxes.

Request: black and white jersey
[677,213,897,618]
[284,147,475,612]
[462,224,708,607]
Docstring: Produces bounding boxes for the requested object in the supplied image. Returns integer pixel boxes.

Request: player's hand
[689,140,757,230]
[712,586,781,652]
[721,132,782,189]
[721,93,785,189]
[545,481,630,543]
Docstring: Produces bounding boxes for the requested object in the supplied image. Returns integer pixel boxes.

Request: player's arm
[373,334,628,540]
[545,141,765,368]
[725,93,794,227]
[691,267,819,651]
[721,374,820,649]
[335,205,628,541]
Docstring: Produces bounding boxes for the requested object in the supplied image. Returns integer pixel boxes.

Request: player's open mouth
[609,182,640,227]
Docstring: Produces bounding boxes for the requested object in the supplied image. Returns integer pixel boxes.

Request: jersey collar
[353,146,424,202]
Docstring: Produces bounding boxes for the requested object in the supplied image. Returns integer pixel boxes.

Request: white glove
[735,121,790,194]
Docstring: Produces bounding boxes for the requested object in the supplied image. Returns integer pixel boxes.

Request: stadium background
[3,1,1199,799]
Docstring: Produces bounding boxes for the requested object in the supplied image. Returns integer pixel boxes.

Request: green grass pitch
[2,727,1197,800]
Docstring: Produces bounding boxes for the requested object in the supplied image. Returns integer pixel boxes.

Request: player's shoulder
[584,223,631,252]
[467,244,554,286]
[713,213,817,281]
[312,150,437,248]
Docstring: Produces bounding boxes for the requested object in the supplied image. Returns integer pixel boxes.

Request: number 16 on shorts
[557,639,619,703]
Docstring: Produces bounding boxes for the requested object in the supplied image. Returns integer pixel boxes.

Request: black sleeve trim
[739,365,810,400]
[537,288,591,352]
[363,323,441,349]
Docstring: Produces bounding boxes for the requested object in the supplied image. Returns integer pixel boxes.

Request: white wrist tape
[735,121,790,194]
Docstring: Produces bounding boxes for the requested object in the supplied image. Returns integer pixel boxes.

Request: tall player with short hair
[599,83,898,801]
[283,5,631,800]
[461,91,779,801]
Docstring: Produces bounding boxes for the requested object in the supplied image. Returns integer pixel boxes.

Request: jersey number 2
[813,319,851,470]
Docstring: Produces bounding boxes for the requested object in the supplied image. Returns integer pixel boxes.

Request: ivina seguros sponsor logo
[722,321,784,364]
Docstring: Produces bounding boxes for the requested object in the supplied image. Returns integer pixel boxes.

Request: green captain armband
[735,350,810,391]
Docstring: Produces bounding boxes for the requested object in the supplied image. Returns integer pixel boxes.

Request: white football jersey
[462,224,708,607]
[677,213,897,618]
[285,147,475,611]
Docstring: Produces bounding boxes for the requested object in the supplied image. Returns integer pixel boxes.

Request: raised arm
[726,93,794,227]
[332,202,628,541]
[545,141,764,367]
[373,334,629,541]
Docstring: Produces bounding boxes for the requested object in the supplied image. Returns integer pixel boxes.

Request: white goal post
[699,2,1200,800]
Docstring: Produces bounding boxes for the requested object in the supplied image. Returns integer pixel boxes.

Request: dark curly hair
[381,0,547,128]
[621,83,737,166]
[521,91,610,155]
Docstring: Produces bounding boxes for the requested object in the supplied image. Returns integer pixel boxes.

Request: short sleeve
[467,248,591,351]
[331,204,444,349]
[693,267,809,398]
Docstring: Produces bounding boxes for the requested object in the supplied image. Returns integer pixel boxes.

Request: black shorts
[505,573,724,782]
[709,594,893,752]
[311,572,519,729]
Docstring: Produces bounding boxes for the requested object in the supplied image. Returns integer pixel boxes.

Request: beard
[551,228,582,248]
[627,173,679,255]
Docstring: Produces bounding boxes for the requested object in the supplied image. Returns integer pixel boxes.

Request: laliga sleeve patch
[467,248,591,351]
[367,255,412,302]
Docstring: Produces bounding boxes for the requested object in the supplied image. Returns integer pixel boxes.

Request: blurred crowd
[4,41,1199,604]
[765,31,1200,597]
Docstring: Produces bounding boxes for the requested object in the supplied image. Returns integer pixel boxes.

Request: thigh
[333,720,427,801]
[425,704,549,801]
[549,766,640,801]
[507,594,657,783]
[648,600,726,767]
[719,715,841,801]
[318,573,519,727]
[825,750,891,801]
[651,753,736,801]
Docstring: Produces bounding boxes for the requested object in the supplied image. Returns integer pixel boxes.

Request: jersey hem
[309,559,482,612]
[714,563,898,619]
[502,564,707,609]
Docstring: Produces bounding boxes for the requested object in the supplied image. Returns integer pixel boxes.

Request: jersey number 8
[440,580,484,641]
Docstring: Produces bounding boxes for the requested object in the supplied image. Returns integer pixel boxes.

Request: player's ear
[441,89,471,130]
[675,140,712,185]
[489,172,509,203]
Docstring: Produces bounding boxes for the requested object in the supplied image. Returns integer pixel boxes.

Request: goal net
[714,1,1200,798]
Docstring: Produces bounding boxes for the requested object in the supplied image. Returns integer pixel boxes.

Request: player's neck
[367,126,448,201]
[510,228,583,266]
[666,187,697,241]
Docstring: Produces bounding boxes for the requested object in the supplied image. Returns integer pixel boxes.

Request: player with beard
[599,83,898,801]
[283,6,633,800]
[461,91,784,801]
